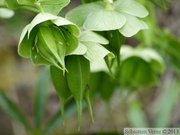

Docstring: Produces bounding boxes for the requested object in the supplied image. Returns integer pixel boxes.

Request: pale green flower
[18,13,80,72]
[66,0,149,37]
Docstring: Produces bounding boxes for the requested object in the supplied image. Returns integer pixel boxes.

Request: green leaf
[79,31,109,45]
[119,57,158,89]
[65,2,104,27]
[84,89,94,123]
[38,26,66,71]
[0,8,14,18]
[53,16,80,37]
[119,13,148,37]
[60,28,79,55]
[18,24,36,58]
[4,0,20,9]
[82,42,114,62]
[127,100,149,127]
[90,59,109,73]
[70,43,87,55]
[114,0,148,18]
[36,38,61,69]
[28,13,58,37]
[38,0,70,15]
[66,55,90,129]
[50,26,67,71]
[0,91,31,130]
[26,12,80,39]
[50,66,71,123]
[18,24,31,58]
[34,67,50,128]
[30,45,53,66]
[17,0,35,5]
[155,79,180,127]
[83,9,126,31]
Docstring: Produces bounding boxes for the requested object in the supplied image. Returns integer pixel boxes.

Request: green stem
[104,0,114,10]
[35,2,44,13]
[105,30,124,81]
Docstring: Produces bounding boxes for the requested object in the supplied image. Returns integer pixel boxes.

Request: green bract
[18,12,80,72]
[66,0,149,37]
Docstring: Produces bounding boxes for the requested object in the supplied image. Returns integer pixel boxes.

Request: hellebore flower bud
[18,12,80,72]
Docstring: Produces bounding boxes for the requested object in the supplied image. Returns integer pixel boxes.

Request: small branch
[104,0,114,10]
[35,2,44,13]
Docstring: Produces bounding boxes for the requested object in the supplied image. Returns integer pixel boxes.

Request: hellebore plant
[1,0,168,130]
[16,1,115,127]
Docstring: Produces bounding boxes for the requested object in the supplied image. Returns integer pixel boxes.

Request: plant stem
[104,0,114,10]
[35,2,44,13]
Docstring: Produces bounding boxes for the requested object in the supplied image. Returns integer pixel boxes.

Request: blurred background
[0,0,180,135]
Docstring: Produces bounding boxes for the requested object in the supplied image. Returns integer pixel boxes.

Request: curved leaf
[65,2,104,27]
[66,55,90,129]
[114,0,148,18]
[70,43,87,55]
[30,45,53,66]
[50,66,71,123]
[18,25,31,58]
[60,28,79,55]
[83,9,126,31]
[28,13,58,37]
[53,16,80,37]
[79,31,109,45]
[82,42,114,62]
[0,91,31,131]
[34,67,50,127]
[119,13,148,37]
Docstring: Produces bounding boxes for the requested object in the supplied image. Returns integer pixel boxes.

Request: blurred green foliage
[0,0,180,134]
